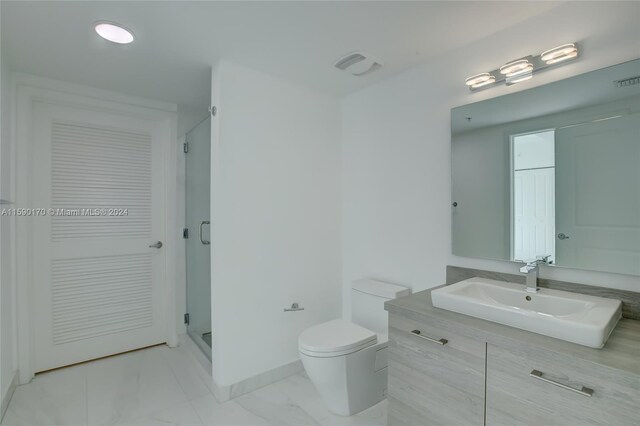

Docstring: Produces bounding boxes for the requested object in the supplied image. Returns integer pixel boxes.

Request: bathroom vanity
[384,269,640,426]
[433,58,640,425]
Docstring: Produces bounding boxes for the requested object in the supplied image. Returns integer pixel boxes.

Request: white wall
[210,60,342,386]
[341,1,640,318]
[0,58,17,410]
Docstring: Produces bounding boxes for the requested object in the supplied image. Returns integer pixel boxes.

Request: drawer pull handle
[530,370,593,397]
[410,330,448,345]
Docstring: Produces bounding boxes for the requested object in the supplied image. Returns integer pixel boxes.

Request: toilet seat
[299,319,377,357]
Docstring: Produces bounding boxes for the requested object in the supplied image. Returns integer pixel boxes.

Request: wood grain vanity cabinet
[387,314,485,426]
[485,340,639,426]
[386,290,640,426]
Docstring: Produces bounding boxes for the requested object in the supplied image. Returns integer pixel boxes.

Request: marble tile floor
[1,343,387,426]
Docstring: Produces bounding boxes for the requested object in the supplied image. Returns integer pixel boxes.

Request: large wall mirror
[451,59,640,276]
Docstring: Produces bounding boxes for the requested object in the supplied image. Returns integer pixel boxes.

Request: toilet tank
[351,278,411,335]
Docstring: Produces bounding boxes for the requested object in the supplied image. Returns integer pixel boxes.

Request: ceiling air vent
[615,76,640,88]
[333,51,383,77]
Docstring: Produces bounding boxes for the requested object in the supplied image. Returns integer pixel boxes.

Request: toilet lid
[298,319,377,355]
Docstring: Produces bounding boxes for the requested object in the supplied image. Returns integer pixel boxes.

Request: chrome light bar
[466,43,579,91]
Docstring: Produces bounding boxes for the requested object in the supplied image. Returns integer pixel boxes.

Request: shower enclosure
[185,115,212,359]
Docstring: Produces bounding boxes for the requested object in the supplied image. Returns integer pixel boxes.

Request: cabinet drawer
[486,343,640,426]
[387,313,485,426]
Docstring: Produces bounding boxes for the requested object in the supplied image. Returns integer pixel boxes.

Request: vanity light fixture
[465,42,579,91]
[94,21,135,44]
[500,59,533,77]
[506,71,533,85]
[541,43,578,65]
[465,73,496,89]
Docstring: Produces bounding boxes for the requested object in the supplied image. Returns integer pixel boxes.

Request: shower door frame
[184,114,212,360]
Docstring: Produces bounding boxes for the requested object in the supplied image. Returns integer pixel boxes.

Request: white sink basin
[431,277,622,348]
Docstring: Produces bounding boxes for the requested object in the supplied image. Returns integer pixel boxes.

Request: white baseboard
[180,333,303,403]
[0,371,18,422]
[220,359,304,402]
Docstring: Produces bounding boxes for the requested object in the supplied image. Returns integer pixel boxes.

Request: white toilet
[298,279,411,416]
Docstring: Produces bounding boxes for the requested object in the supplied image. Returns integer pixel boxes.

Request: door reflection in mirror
[511,130,556,264]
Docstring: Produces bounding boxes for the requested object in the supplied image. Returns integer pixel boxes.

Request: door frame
[15,74,179,383]
[508,128,555,262]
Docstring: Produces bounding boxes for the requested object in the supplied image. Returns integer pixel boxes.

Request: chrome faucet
[519,255,551,293]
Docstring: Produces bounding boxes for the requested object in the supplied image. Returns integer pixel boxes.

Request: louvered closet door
[32,101,167,372]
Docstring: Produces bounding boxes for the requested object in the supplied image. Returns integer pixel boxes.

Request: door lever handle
[149,241,163,249]
[199,221,210,245]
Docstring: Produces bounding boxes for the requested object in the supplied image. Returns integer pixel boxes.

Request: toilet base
[300,341,388,416]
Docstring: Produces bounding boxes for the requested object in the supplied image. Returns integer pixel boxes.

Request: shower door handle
[199,221,210,245]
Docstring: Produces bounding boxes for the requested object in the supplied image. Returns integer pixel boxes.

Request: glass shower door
[185,116,212,359]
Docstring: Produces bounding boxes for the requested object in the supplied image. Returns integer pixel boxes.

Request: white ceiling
[1,1,563,111]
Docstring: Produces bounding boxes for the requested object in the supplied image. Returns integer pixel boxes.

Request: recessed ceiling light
[94,21,134,44]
